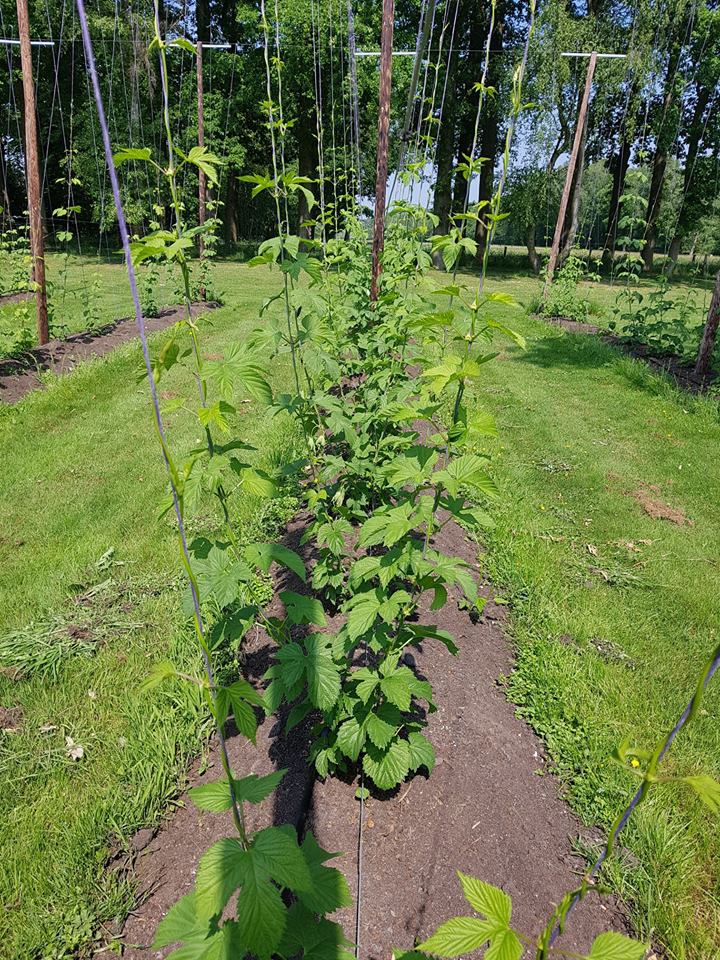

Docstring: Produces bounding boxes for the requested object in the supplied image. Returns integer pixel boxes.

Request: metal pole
[16,0,49,344]
[370,0,394,302]
[543,50,597,299]
[196,38,206,298]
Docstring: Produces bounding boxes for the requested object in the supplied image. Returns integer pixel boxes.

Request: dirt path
[116,517,627,959]
[0,302,217,404]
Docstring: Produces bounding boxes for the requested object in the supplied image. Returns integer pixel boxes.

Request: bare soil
[116,516,627,959]
[0,302,217,404]
[0,290,33,307]
[629,484,693,526]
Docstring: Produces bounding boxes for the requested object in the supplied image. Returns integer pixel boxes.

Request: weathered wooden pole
[370,0,395,302]
[16,0,49,344]
[542,51,597,300]
[694,269,720,380]
[196,39,207,298]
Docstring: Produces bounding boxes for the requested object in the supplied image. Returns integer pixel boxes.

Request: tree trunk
[601,131,631,269]
[694,269,720,379]
[431,40,460,267]
[665,234,682,277]
[526,222,540,274]
[224,168,238,246]
[666,85,711,272]
[641,29,685,272]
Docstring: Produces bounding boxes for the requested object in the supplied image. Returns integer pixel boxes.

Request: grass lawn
[449,269,720,959]
[0,255,718,959]
[0,263,299,959]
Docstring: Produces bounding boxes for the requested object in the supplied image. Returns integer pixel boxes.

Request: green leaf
[683,775,720,814]
[418,917,496,957]
[485,929,523,960]
[346,594,381,640]
[190,540,253,608]
[380,671,412,711]
[235,863,286,960]
[153,893,210,951]
[189,770,286,812]
[458,873,512,926]
[186,145,222,187]
[407,731,435,775]
[280,590,326,626]
[304,634,342,710]
[113,146,153,166]
[194,838,248,919]
[587,932,648,960]
[246,542,306,581]
[296,832,353,914]
[366,705,400,749]
[363,739,411,790]
[252,825,312,892]
[140,659,178,692]
[336,716,366,762]
[435,454,499,499]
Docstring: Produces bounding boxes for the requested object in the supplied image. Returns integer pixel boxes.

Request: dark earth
[0,302,216,404]
[117,516,628,960]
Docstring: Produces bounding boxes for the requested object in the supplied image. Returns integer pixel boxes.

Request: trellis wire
[75,0,248,842]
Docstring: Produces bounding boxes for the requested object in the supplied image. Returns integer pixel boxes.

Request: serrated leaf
[587,932,648,960]
[683,775,720,814]
[245,542,306,581]
[153,893,208,950]
[234,864,286,960]
[296,832,353,914]
[407,731,435,775]
[346,595,381,640]
[280,590,326,626]
[366,706,399,749]
[363,739,411,790]
[485,929,523,960]
[189,770,287,812]
[114,146,153,165]
[336,716,366,761]
[194,838,248,919]
[419,917,495,957]
[304,634,342,710]
[252,825,312,891]
[458,873,512,926]
[380,671,412,711]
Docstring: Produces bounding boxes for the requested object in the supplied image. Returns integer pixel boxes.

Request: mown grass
[446,269,720,959]
[2,255,719,959]
[0,264,299,959]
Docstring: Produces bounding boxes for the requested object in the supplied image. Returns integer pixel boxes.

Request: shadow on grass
[514,327,616,373]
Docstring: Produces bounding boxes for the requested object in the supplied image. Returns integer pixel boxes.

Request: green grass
[0,263,300,959]
[447,269,720,959]
[2,255,719,959]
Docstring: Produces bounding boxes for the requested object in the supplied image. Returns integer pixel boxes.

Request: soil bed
[0,290,33,307]
[0,302,217,404]
[541,314,718,396]
[118,515,627,959]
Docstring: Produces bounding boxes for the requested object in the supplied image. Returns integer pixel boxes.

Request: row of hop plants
[91,7,719,960]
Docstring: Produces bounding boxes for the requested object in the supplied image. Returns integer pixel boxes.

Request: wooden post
[370,0,394,302]
[542,51,597,300]
[196,39,206,298]
[16,0,49,344]
[694,269,720,380]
